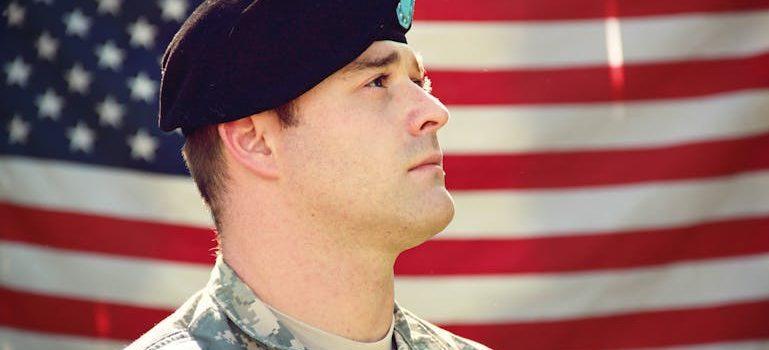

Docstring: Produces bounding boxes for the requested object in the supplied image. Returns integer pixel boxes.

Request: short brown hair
[182,100,299,231]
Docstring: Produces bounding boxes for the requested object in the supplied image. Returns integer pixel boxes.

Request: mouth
[409,153,443,171]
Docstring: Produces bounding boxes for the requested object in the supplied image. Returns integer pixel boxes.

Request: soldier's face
[276,40,454,251]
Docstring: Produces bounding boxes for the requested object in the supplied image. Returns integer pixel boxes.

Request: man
[128,0,490,349]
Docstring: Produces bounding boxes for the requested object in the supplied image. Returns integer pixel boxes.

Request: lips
[409,153,443,171]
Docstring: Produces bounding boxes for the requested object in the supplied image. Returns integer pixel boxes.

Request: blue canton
[1,0,198,175]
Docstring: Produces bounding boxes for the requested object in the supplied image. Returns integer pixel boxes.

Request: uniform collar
[206,254,307,350]
[206,254,454,350]
[392,302,454,350]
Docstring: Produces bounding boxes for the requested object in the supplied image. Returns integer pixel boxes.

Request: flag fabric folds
[2,1,769,349]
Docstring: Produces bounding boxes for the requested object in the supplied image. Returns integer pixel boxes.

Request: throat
[222,232,398,342]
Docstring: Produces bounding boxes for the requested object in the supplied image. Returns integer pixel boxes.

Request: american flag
[2,0,769,349]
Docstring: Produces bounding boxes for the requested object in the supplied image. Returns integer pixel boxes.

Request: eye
[365,74,389,88]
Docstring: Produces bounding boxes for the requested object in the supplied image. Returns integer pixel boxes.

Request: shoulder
[124,290,270,350]
[125,330,201,350]
[394,304,492,350]
[126,331,270,350]
[124,289,204,350]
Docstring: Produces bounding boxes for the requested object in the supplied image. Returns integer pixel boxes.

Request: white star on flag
[127,17,157,49]
[96,95,126,128]
[36,89,64,120]
[7,114,31,145]
[36,31,59,61]
[66,121,96,153]
[96,0,122,16]
[4,56,32,87]
[95,41,125,71]
[128,72,158,103]
[158,0,188,22]
[127,129,159,161]
[65,63,93,94]
[4,2,25,27]
[63,9,92,38]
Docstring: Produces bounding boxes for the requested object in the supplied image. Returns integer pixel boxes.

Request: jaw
[390,188,456,251]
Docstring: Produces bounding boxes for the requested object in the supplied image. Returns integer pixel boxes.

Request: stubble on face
[275,41,454,253]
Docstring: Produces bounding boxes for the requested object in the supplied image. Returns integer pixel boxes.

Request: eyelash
[365,74,433,94]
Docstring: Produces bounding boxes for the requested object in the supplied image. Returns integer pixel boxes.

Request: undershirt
[266,304,395,350]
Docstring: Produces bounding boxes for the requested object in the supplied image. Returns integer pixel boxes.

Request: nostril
[420,120,438,131]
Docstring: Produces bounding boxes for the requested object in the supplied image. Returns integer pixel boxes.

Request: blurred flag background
[2,1,769,349]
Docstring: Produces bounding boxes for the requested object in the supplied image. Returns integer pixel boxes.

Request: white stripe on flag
[442,91,769,153]
[446,169,769,238]
[0,242,208,309]
[3,242,769,323]
[409,10,769,69]
[397,254,769,323]
[3,157,769,238]
[0,156,213,227]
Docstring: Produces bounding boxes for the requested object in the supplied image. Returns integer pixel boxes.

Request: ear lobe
[217,115,279,179]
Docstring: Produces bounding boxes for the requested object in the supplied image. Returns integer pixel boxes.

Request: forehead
[337,41,425,78]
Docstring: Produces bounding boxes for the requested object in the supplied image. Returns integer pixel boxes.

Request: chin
[400,190,456,250]
[428,190,456,234]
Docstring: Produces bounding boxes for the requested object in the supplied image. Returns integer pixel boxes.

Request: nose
[407,84,450,136]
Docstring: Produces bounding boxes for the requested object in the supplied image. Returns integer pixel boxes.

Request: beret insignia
[396,0,414,29]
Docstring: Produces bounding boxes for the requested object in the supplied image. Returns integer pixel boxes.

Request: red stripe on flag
[398,215,769,275]
[444,132,769,190]
[429,52,769,105]
[416,0,769,21]
[3,286,768,349]
[0,286,169,341]
[0,202,217,265]
[444,299,769,349]
[4,203,769,275]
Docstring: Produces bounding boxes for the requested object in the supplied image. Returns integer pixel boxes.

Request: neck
[221,223,398,342]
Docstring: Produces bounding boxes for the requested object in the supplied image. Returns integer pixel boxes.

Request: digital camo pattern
[126,255,492,350]
[392,304,491,350]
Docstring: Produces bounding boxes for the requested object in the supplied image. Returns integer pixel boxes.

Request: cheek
[280,123,361,188]
[279,109,401,205]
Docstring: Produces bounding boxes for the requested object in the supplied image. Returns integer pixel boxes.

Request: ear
[217,113,280,180]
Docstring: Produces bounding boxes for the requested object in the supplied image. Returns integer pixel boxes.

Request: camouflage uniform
[126,255,491,350]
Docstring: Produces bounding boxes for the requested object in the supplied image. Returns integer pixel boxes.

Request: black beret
[159,0,415,135]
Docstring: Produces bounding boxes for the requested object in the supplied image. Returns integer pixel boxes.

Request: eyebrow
[340,50,425,77]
